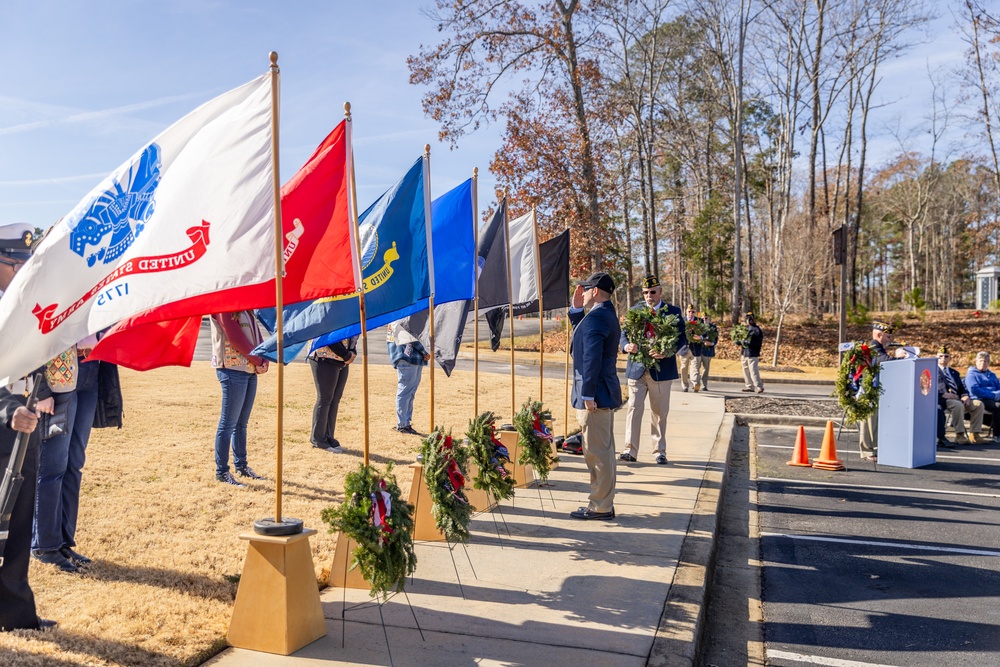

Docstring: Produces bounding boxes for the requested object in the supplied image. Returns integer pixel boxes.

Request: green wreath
[687,319,712,342]
[418,428,474,543]
[730,323,750,347]
[623,308,681,371]
[834,341,883,425]
[513,399,558,482]
[321,462,416,599]
[466,411,516,502]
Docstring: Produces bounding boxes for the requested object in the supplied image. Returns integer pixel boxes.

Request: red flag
[91,122,353,369]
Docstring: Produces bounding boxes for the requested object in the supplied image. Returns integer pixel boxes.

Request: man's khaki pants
[859,410,877,455]
[577,407,616,513]
[623,371,671,457]
[741,356,763,390]
[699,356,713,387]
[943,398,985,434]
[678,350,700,390]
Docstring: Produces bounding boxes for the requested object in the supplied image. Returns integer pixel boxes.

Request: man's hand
[943,392,957,400]
[624,342,638,354]
[572,284,586,309]
[11,405,39,433]
[35,396,54,415]
[584,399,597,413]
[894,349,907,359]
[962,396,970,406]
[422,353,431,361]
[651,351,665,360]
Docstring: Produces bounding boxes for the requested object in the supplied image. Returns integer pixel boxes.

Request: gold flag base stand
[498,430,532,487]
[227,529,326,655]
[408,463,447,542]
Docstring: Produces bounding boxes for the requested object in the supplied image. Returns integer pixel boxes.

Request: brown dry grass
[0,362,567,667]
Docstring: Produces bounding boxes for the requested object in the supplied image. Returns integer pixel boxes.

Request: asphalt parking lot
[755,423,1000,667]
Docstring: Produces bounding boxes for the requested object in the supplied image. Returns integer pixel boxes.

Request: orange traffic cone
[812,420,845,471]
[787,426,811,467]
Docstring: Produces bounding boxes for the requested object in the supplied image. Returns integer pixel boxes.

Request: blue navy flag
[255,157,429,360]
[398,177,477,375]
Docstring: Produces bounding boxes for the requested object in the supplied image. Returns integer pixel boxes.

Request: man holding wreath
[618,275,686,465]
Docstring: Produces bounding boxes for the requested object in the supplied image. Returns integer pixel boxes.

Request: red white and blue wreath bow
[370,479,394,545]
[532,412,553,441]
[440,435,469,503]
[489,425,510,477]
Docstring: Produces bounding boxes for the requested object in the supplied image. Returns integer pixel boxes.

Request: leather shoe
[955,433,971,445]
[656,453,668,465]
[618,452,636,462]
[570,507,615,520]
[937,439,957,449]
[36,618,57,631]
[60,547,91,565]
[31,549,78,573]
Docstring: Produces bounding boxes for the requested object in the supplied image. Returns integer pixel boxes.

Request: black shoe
[741,387,755,392]
[235,465,265,480]
[31,549,78,573]
[937,439,957,449]
[618,452,636,462]
[36,618,57,631]
[656,453,668,465]
[216,471,247,488]
[395,425,420,436]
[570,507,615,520]
[60,547,91,565]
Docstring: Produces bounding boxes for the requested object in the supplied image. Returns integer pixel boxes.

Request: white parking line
[768,649,902,666]
[762,532,1000,557]
[758,443,1000,462]
[757,476,1000,499]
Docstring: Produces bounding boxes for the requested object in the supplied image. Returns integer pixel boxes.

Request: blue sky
[0,1,502,227]
[0,2,971,229]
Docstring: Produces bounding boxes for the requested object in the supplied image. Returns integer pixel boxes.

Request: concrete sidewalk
[206,391,730,667]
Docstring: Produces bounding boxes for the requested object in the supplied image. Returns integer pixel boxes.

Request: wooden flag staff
[227,53,325,655]
[533,207,543,403]
[564,313,571,440]
[472,168,480,417]
[424,145,436,433]
[504,192,515,420]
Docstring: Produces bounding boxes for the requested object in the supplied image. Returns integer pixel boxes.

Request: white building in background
[976,267,1000,309]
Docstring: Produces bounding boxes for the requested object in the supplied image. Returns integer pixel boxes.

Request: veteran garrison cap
[938,344,950,355]
[0,222,35,262]
[872,320,894,334]
[641,275,660,289]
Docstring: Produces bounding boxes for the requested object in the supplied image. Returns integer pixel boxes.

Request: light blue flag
[255,157,429,361]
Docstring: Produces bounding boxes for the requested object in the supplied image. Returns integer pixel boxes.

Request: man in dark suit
[937,344,986,445]
[0,221,56,631]
[569,272,622,520]
[618,275,686,465]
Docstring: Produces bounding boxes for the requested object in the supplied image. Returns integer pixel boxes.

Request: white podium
[877,357,937,468]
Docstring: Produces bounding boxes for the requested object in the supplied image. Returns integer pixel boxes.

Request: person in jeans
[210,311,268,487]
[740,311,765,393]
[308,336,357,453]
[32,338,100,573]
[387,320,428,435]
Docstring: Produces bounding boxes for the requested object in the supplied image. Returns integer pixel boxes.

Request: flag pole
[564,310,571,440]
[423,144,436,434]
[344,102,370,466]
[472,167,480,418]
[503,191,515,420]
[269,52,286,526]
[533,206,543,403]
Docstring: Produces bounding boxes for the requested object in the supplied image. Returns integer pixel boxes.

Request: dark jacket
[701,323,719,358]
[742,324,763,358]
[570,301,622,410]
[868,339,893,365]
[93,361,123,429]
[937,365,968,402]
[619,302,686,381]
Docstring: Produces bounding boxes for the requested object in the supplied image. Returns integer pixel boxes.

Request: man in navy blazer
[618,275,686,465]
[568,272,622,520]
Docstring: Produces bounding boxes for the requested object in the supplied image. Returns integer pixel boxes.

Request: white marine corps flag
[0,74,275,385]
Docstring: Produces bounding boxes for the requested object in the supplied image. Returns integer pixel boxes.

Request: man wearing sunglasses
[618,275,685,466]
[937,345,986,445]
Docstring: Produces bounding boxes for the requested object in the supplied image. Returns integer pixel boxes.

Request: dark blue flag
[255,157,429,360]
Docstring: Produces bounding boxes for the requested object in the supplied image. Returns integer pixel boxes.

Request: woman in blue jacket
[965,351,1000,442]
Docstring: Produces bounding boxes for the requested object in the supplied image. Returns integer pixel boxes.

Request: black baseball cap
[579,272,615,294]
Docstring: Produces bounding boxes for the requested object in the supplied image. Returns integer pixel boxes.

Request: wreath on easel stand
[321,463,416,600]
[467,411,516,502]
[513,399,558,482]
[834,341,883,425]
[419,428,473,543]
